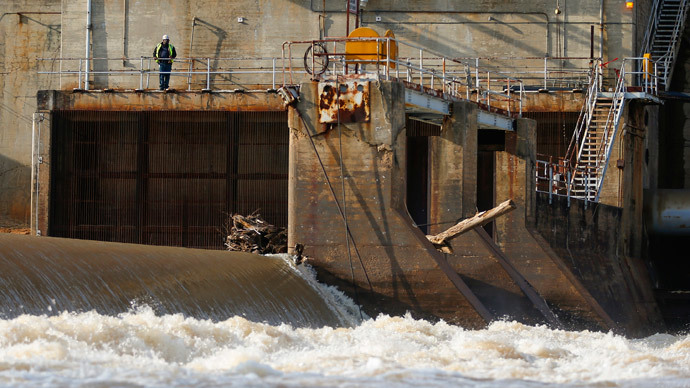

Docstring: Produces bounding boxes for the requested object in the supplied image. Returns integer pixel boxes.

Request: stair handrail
[593,59,628,201]
[640,0,661,57]
[661,0,690,87]
[565,60,600,168]
[640,0,690,89]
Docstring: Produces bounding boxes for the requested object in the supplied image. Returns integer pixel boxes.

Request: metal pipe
[188,17,197,91]
[31,113,36,234]
[139,57,144,90]
[206,57,211,89]
[123,0,127,66]
[85,0,92,90]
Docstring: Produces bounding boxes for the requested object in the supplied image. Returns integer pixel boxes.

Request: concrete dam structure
[2,0,690,336]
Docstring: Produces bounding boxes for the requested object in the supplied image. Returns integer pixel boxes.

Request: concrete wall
[0,1,61,227]
[287,79,489,327]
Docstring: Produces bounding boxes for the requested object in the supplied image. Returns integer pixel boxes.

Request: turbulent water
[0,236,689,387]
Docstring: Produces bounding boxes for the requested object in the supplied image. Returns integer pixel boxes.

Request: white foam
[0,310,688,387]
[266,253,368,327]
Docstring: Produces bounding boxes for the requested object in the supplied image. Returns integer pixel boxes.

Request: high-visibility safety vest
[155,43,175,63]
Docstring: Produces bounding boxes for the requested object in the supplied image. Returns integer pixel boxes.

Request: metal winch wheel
[304,42,329,75]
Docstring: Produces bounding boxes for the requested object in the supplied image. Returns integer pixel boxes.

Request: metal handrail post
[146,58,151,89]
[475,58,480,90]
[272,58,276,89]
[386,37,391,80]
[78,59,82,89]
[206,58,211,90]
[584,171,589,208]
[507,78,511,116]
[466,65,471,100]
[519,82,524,116]
[567,170,571,207]
[442,57,446,94]
[487,72,491,109]
[419,49,423,86]
[544,57,548,89]
[549,165,553,204]
[139,57,144,90]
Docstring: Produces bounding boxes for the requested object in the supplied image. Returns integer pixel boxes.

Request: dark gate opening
[50,110,289,250]
[522,111,579,160]
[406,118,441,234]
[477,129,505,237]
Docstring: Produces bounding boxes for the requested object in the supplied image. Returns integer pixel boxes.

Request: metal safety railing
[538,55,660,203]
[283,37,611,118]
[39,51,598,109]
[640,0,690,90]
[38,56,286,91]
[283,37,531,117]
[535,155,597,208]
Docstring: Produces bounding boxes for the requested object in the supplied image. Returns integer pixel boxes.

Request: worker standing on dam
[153,35,177,90]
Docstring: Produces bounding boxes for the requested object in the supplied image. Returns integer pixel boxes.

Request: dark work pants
[159,62,172,89]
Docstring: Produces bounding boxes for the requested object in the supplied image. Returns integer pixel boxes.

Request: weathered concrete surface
[30,113,50,236]
[288,80,492,327]
[428,101,552,325]
[520,92,585,113]
[289,80,561,327]
[494,118,616,331]
[534,193,665,336]
[429,101,477,224]
[0,2,61,227]
[2,0,647,227]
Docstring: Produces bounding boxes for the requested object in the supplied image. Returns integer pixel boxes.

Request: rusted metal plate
[318,81,370,123]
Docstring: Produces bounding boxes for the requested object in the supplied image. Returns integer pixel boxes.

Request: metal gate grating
[49,110,289,249]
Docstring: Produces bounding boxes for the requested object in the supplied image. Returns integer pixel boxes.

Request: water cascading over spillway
[0,234,355,327]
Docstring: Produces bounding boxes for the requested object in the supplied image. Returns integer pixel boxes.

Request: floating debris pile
[225,213,287,254]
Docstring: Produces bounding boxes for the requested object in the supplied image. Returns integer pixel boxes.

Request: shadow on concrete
[0,154,31,228]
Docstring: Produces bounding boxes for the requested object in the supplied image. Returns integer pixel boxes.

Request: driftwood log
[225,213,287,254]
[426,199,517,252]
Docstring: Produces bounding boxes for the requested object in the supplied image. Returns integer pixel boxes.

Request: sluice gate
[47,110,288,249]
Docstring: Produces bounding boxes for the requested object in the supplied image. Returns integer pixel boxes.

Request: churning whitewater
[1,307,690,387]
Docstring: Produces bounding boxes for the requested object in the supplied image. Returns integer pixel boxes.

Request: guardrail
[38,56,285,91]
[536,155,597,208]
[37,51,600,99]
[283,37,530,117]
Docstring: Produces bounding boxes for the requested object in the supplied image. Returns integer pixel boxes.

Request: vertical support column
[31,113,52,236]
[286,81,489,328]
[495,118,617,331]
[428,101,477,235]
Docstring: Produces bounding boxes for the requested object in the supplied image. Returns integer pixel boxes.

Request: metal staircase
[566,64,627,201]
[641,0,690,90]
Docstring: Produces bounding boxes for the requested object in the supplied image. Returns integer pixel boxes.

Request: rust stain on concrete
[318,81,370,123]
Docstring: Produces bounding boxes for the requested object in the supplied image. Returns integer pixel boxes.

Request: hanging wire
[294,97,373,321]
[336,78,363,321]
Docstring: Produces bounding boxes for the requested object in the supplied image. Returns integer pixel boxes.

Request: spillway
[0,234,357,328]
